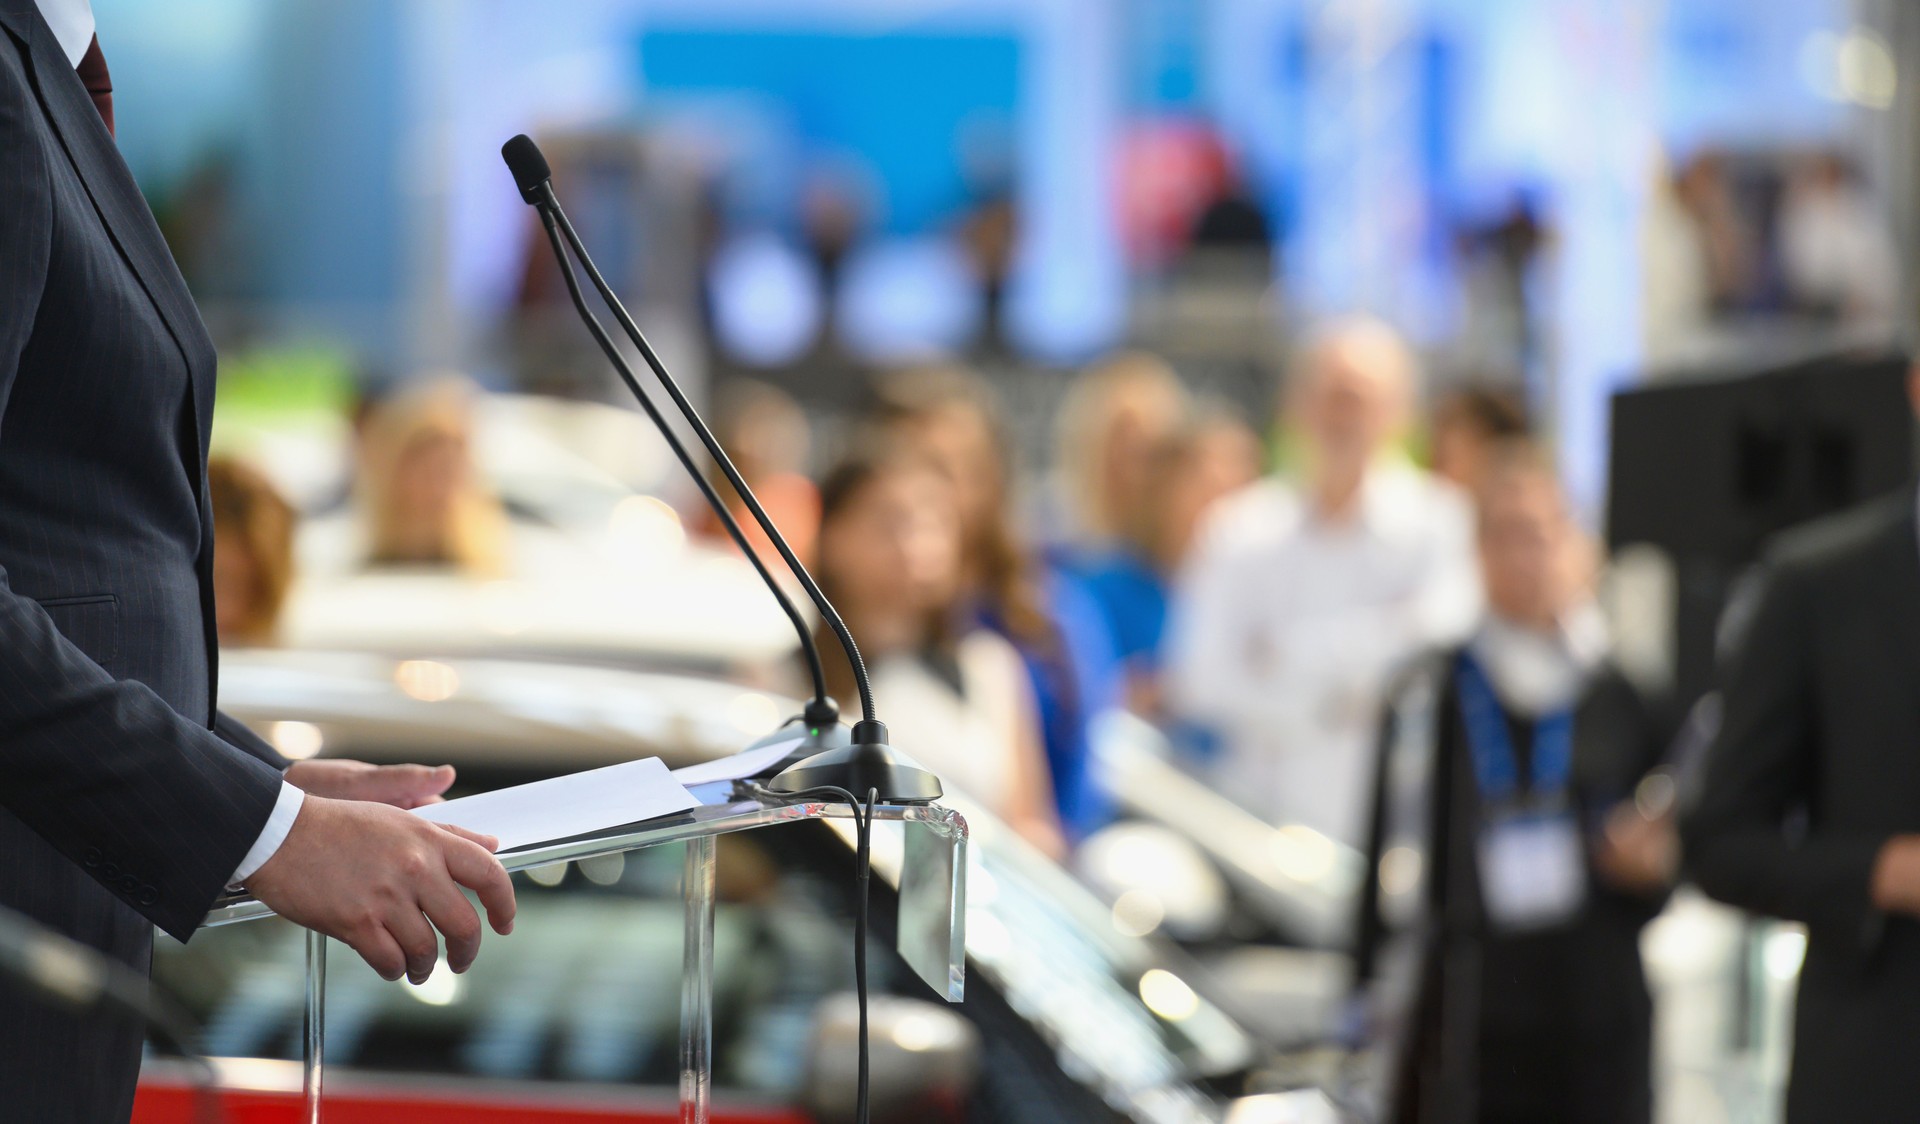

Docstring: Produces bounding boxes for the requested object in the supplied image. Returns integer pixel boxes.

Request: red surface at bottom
[133,1080,810,1124]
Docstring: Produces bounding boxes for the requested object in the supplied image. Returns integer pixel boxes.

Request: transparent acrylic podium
[200,781,969,1123]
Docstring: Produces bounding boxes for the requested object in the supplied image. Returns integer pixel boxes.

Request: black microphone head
[501,134,551,205]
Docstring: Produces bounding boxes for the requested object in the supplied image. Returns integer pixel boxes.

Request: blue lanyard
[1455,651,1575,804]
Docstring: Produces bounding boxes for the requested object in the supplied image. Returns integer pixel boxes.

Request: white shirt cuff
[229,781,305,889]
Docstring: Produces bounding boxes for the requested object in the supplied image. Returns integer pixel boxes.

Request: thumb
[365,763,456,808]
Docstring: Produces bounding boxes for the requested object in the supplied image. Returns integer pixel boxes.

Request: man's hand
[246,795,516,984]
[1594,803,1679,895]
[285,760,456,809]
[1872,835,1920,916]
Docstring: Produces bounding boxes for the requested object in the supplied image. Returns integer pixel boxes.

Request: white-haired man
[1167,318,1481,847]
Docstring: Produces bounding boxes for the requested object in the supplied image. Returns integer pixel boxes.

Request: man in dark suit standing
[1683,372,1920,1122]
[1,2,517,1118]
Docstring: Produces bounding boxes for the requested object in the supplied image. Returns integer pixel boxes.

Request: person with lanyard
[1351,440,1677,1124]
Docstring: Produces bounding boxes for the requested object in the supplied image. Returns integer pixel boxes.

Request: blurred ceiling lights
[1800,27,1898,110]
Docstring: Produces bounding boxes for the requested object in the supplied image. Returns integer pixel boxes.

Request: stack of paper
[413,757,699,852]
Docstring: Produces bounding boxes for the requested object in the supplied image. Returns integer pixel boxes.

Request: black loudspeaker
[1606,350,1915,706]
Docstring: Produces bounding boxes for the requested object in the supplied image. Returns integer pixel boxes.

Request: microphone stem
[541,190,878,726]
[536,208,832,708]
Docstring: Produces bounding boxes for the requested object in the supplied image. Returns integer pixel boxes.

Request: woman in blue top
[1057,409,1263,717]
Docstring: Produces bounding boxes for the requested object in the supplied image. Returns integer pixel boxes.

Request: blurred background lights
[891,1009,967,1054]
[1765,927,1809,982]
[268,720,324,760]
[1800,27,1899,109]
[394,659,461,703]
[578,853,626,886]
[606,495,687,568]
[1110,888,1166,938]
[726,691,783,737]
[708,233,822,367]
[838,238,980,362]
[1269,824,1338,884]
[1137,969,1200,1022]
[406,958,463,1007]
[1379,845,1423,898]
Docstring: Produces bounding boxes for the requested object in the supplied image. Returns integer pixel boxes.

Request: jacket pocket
[39,593,122,672]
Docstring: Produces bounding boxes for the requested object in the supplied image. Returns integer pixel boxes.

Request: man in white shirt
[1166,317,1480,846]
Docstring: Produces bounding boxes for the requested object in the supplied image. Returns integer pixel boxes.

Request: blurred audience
[1166,317,1479,846]
[1427,385,1529,493]
[208,456,298,647]
[1356,441,1673,1124]
[356,376,509,577]
[1061,408,1263,717]
[869,366,1123,841]
[1672,151,1761,316]
[694,379,822,570]
[1641,150,1717,364]
[1051,351,1192,549]
[1452,194,1550,388]
[1776,150,1900,334]
[811,448,1064,856]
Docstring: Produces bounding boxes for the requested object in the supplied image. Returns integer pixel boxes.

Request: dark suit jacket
[0,3,291,1118]
[1356,650,1666,1123]
[1683,484,1920,1123]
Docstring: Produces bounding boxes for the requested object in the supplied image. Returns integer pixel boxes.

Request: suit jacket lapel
[9,4,214,467]
[1870,482,1920,684]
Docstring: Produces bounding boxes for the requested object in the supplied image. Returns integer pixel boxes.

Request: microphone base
[765,739,944,805]
[743,720,852,777]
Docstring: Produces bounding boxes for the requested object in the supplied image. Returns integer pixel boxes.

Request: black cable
[533,206,830,706]
[772,784,878,1124]
[539,190,878,725]
[856,787,875,1124]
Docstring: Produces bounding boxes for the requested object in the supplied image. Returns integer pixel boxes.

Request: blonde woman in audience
[1053,351,1191,547]
[811,447,1065,857]
[208,456,298,646]
[356,376,508,577]
[1066,410,1263,716]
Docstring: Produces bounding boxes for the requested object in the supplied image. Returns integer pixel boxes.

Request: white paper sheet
[413,757,698,852]
[669,738,806,788]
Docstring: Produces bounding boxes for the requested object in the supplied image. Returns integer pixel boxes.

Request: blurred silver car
[139,650,1332,1124]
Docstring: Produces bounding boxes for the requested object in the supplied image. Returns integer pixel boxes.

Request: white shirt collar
[34,0,95,68]
[1302,459,1455,541]
[1469,602,1610,716]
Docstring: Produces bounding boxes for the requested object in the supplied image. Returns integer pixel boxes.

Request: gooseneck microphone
[499,140,837,732]
[501,133,940,806]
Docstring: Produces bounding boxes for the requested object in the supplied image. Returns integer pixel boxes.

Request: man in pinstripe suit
[2,2,518,1117]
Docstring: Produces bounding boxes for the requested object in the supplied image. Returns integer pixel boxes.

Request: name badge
[1476,811,1586,932]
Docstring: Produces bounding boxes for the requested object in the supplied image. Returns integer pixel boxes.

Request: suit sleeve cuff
[228,781,305,888]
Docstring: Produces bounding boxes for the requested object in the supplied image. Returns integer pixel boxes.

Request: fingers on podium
[439,829,517,936]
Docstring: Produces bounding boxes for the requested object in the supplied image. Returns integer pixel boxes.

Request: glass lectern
[200,781,969,1123]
